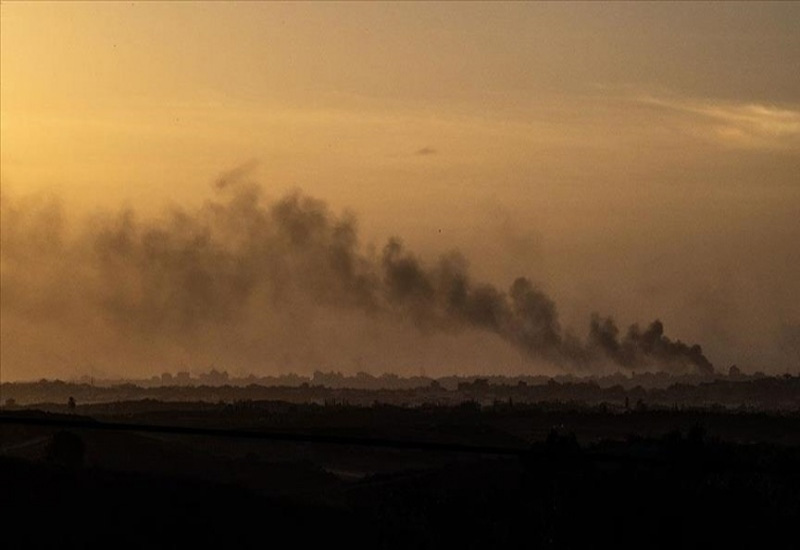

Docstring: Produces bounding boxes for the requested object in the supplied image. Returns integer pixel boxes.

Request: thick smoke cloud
[588,316,713,374]
[0,181,714,375]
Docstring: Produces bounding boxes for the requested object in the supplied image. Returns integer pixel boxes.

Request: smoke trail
[0,181,714,374]
[588,315,713,374]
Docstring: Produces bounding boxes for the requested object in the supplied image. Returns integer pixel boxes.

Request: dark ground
[2,401,799,549]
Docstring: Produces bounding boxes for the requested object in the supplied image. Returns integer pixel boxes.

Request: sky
[1,2,799,380]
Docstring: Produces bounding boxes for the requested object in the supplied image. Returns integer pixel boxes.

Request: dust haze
[2,177,716,380]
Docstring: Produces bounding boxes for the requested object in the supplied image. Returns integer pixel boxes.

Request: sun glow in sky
[2,2,799,379]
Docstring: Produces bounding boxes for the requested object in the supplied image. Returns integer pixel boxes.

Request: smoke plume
[0,181,714,376]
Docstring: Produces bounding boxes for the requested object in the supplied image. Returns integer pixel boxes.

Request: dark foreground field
[2,400,799,549]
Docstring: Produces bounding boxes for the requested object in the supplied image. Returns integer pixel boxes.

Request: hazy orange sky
[2,2,799,379]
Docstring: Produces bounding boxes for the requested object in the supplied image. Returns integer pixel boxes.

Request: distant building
[200,369,229,386]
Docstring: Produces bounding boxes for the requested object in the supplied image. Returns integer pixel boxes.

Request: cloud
[636,94,800,149]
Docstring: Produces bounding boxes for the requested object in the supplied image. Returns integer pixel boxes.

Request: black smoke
[0,181,714,374]
[589,316,714,374]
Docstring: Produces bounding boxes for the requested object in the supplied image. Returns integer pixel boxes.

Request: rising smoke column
[380,239,713,373]
[0,181,714,374]
[588,315,714,374]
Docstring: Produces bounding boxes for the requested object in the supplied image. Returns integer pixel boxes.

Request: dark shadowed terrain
[2,375,798,548]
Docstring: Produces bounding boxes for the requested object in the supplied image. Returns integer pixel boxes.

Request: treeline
[2,373,798,410]
[23,365,785,391]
